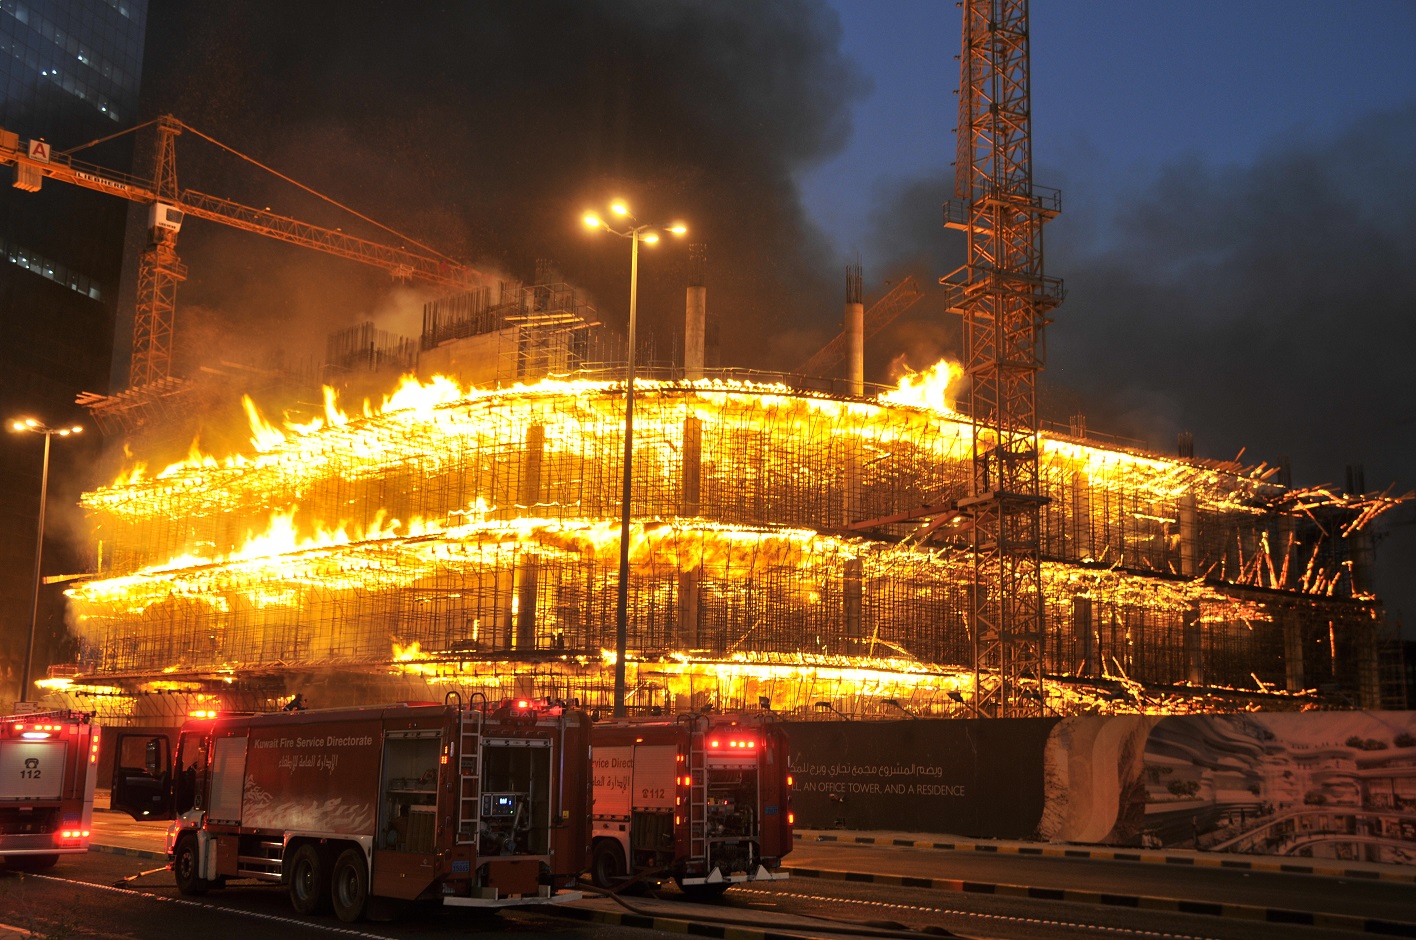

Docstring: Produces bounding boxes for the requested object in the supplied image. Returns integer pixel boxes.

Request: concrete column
[685,286,706,380]
[1071,471,1092,561]
[842,440,861,527]
[1179,491,1197,577]
[515,559,538,650]
[496,569,515,649]
[846,301,864,396]
[677,568,701,649]
[521,424,544,511]
[1183,603,1204,686]
[682,415,702,517]
[1073,595,1095,678]
[844,557,864,643]
[845,261,864,396]
[686,243,707,380]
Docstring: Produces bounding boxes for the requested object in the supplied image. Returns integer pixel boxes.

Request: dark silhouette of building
[1,0,148,705]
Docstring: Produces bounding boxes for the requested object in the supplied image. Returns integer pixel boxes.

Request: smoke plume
[137,0,870,374]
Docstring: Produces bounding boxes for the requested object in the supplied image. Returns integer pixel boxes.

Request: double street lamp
[9,418,82,703]
[583,201,686,717]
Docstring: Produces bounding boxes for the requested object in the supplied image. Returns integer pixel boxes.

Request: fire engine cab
[0,710,99,870]
[590,713,792,896]
[111,696,591,921]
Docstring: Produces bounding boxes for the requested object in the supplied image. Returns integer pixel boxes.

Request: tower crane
[1,114,478,389]
[942,0,1064,717]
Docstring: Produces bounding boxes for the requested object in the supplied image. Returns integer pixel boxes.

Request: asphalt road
[32,814,1415,940]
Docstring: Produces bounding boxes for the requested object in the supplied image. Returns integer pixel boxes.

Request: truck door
[111,733,173,820]
[173,731,209,815]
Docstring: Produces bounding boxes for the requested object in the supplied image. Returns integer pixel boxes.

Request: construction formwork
[64,378,1397,716]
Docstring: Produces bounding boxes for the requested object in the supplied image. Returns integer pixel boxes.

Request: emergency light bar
[707,737,756,749]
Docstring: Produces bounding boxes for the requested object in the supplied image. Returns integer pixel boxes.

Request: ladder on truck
[687,727,708,862]
[456,707,483,846]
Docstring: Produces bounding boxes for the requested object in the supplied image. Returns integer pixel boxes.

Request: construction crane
[942,0,1064,717]
[796,275,926,378]
[1,114,478,389]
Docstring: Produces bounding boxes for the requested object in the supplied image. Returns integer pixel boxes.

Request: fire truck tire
[330,848,369,923]
[172,837,210,895]
[589,840,626,890]
[288,843,332,914]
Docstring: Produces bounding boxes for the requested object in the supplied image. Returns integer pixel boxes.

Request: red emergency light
[708,736,756,749]
[55,829,90,846]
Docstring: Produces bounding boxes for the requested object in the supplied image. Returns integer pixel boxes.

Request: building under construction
[48,287,1403,722]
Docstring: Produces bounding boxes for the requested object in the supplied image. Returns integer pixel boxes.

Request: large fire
[58,363,1401,719]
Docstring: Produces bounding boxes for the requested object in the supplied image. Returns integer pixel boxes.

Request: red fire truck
[589,713,792,897]
[0,710,100,870]
[111,697,591,921]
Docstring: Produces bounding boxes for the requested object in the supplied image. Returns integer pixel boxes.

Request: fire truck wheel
[589,840,626,890]
[288,843,332,914]
[330,848,369,923]
[172,837,210,895]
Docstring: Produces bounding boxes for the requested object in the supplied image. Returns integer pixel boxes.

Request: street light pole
[9,419,82,703]
[583,203,686,717]
[615,227,640,719]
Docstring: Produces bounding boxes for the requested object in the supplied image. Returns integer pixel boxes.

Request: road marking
[736,886,1226,940]
[24,874,392,939]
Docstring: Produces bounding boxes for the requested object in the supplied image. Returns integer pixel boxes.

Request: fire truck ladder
[687,727,708,863]
[456,707,483,846]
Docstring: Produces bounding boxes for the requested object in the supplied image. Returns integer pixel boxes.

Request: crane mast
[1,114,478,389]
[132,115,185,387]
[944,0,1064,717]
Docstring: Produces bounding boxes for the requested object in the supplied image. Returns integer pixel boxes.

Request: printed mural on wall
[791,712,1416,866]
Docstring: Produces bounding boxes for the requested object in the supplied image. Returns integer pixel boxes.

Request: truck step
[237,855,284,875]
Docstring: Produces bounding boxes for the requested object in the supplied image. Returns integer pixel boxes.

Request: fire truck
[589,713,792,897]
[111,696,591,921]
[0,710,99,870]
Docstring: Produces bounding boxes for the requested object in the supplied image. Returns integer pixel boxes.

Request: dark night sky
[127,0,1415,634]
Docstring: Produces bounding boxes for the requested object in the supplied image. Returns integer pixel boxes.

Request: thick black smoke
[134,0,870,376]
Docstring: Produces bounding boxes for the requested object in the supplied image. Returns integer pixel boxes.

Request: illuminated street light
[8,418,82,703]
[583,201,687,717]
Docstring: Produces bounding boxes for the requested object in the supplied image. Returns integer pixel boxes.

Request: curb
[89,844,166,861]
[785,866,1416,937]
[798,832,1416,885]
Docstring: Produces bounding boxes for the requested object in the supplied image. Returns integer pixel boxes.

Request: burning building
[44,287,1405,723]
